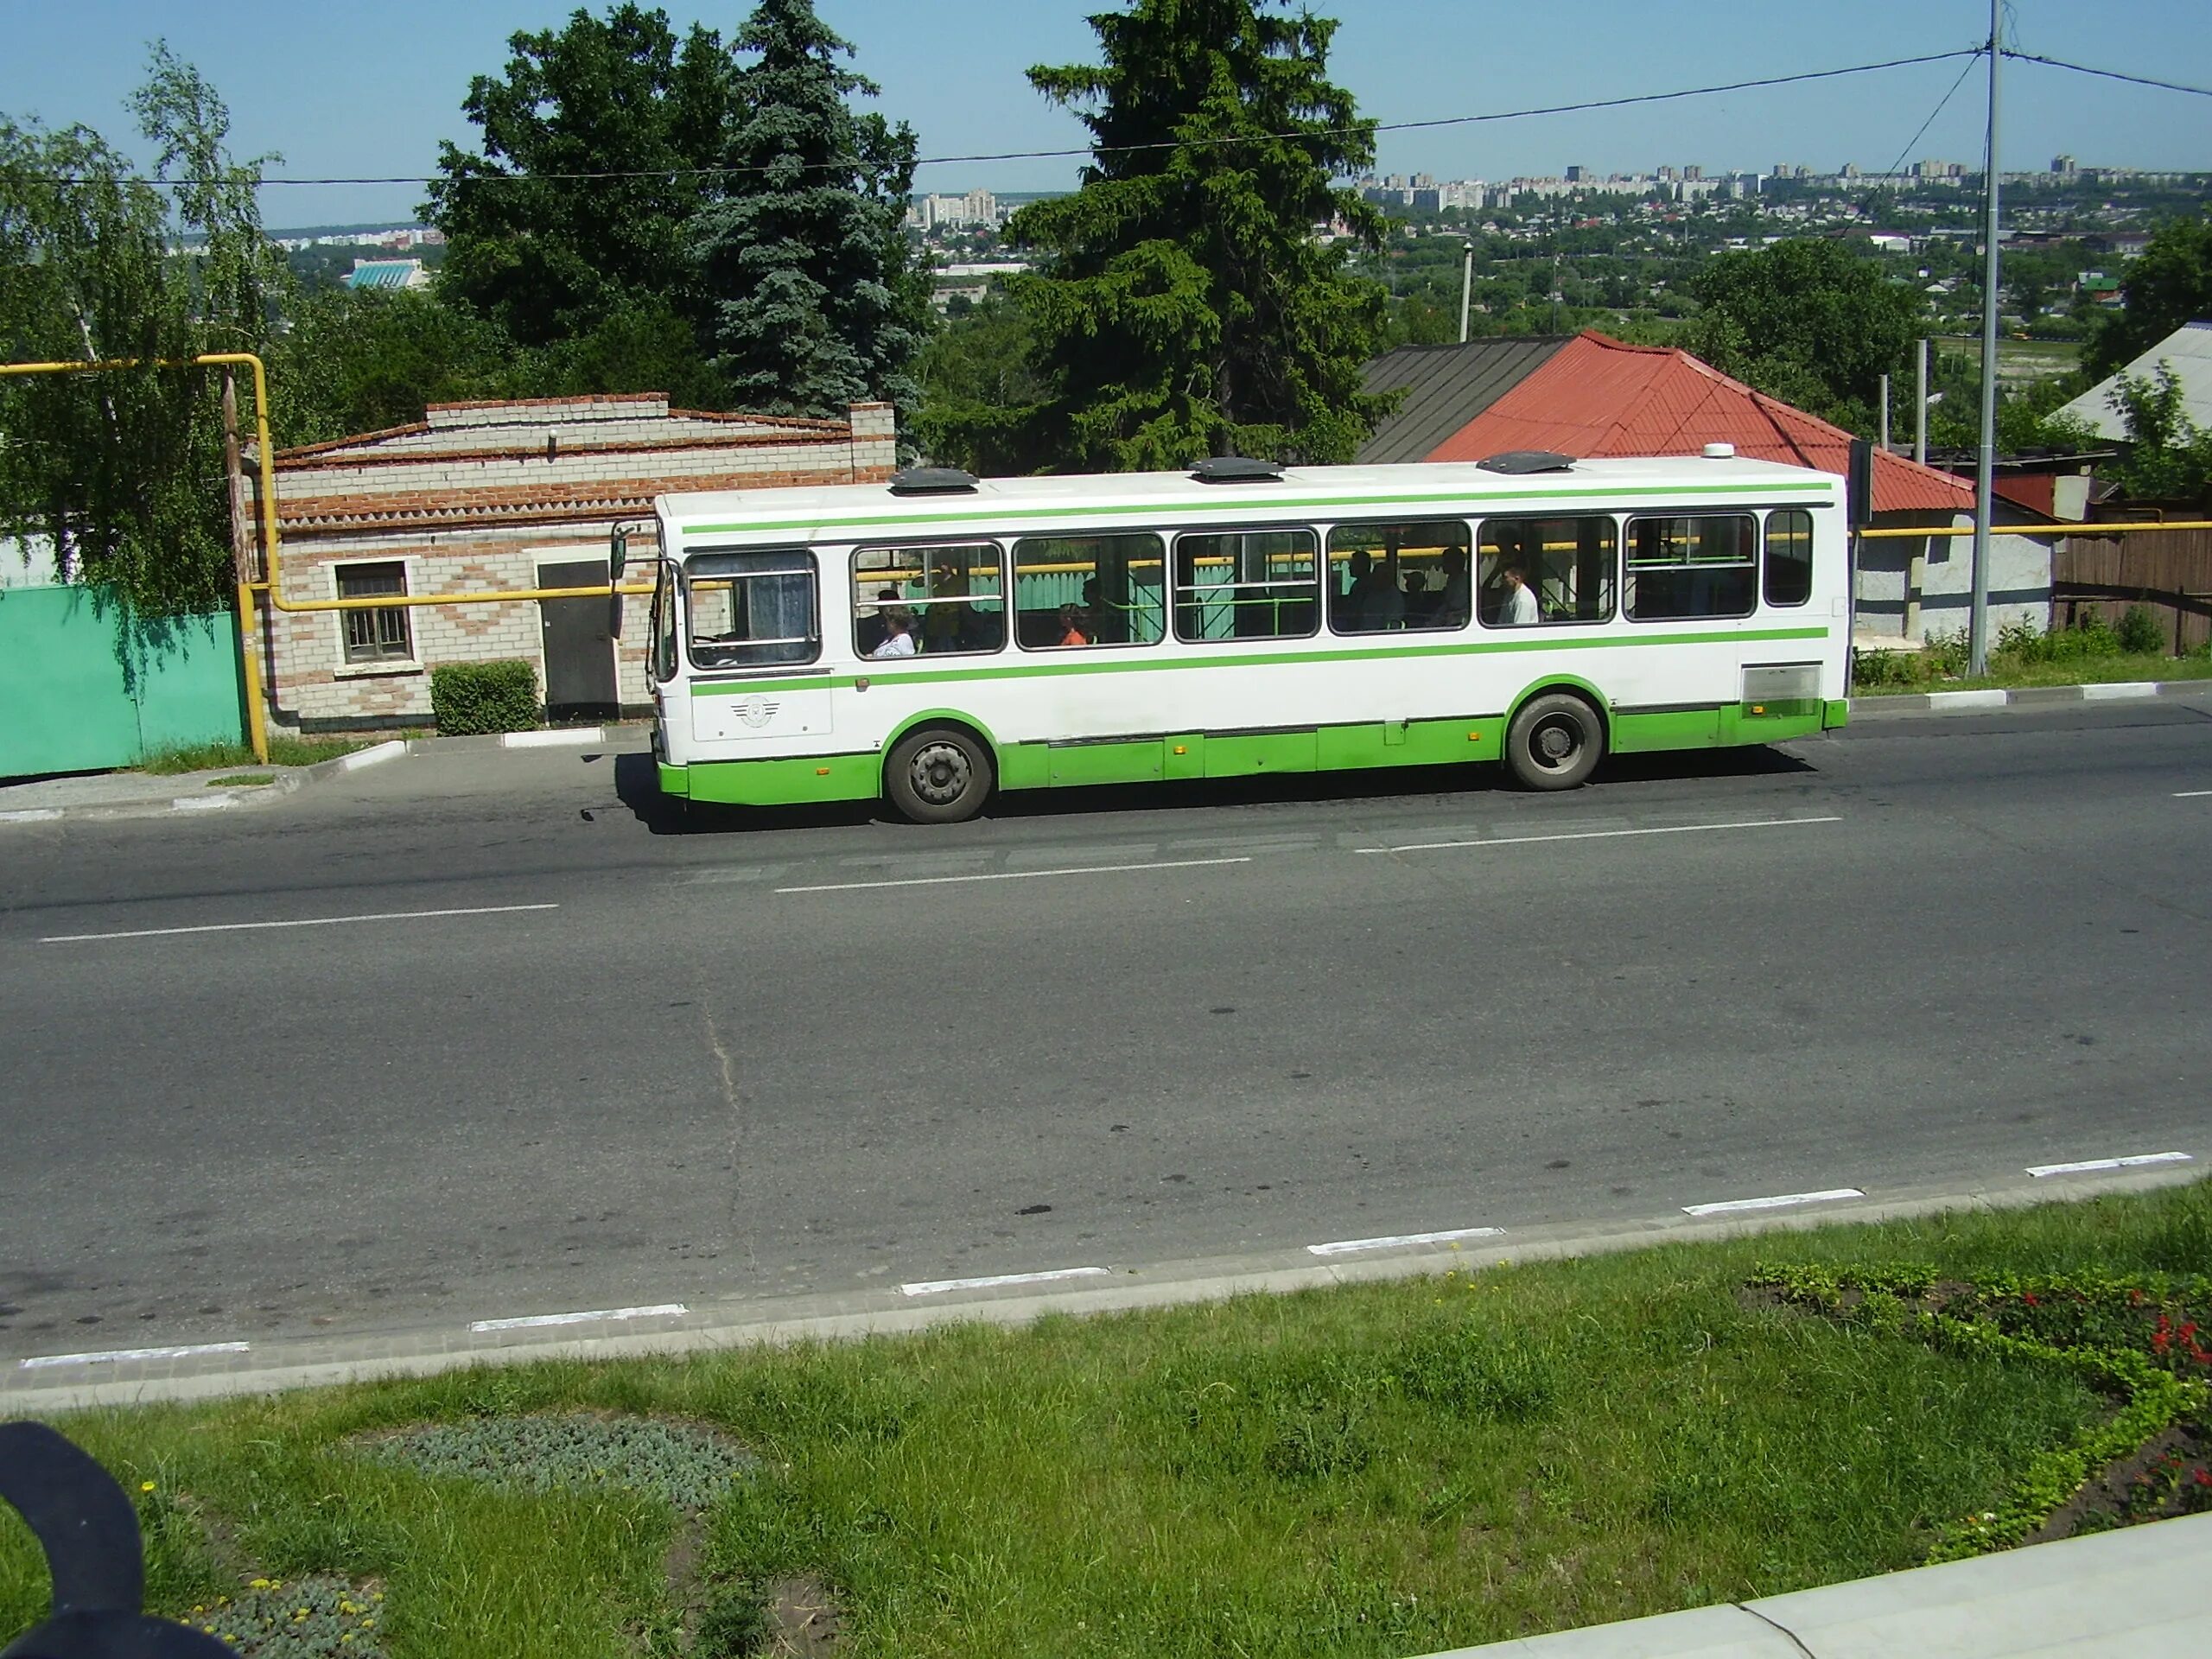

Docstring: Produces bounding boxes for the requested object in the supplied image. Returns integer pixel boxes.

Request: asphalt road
[3,697,2209,1360]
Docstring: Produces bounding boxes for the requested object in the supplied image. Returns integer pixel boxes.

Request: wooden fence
[2052,524,2212,654]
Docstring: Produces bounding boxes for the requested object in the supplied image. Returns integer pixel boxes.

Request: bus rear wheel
[1505,692,1604,790]
[886,727,995,823]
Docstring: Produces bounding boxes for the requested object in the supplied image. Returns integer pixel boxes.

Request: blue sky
[0,1,2205,227]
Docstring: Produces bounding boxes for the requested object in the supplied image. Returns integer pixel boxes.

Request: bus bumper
[1823,698,1851,730]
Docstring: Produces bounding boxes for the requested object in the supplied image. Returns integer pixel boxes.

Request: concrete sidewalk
[1414,1511,2209,1657]
[1848,677,2211,716]
[0,726,642,824]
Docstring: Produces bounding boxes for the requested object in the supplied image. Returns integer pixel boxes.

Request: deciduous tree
[0,44,283,614]
[2087,214,2212,379]
[426,5,741,358]
[1687,238,1923,434]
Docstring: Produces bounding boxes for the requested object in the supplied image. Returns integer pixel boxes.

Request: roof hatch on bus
[1477,450,1576,474]
[1190,456,1284,484]
[888,467,980,495]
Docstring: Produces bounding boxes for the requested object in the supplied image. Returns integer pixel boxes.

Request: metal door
[538,559,619,715]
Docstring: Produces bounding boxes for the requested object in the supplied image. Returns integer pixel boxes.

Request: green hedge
[430,660,541,735]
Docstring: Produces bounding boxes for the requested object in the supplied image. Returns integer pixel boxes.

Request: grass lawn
[1853,650,2212,696]
[137,735,390,774]
[5,1183,2208,1659]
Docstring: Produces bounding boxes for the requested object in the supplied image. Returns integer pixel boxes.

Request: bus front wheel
[1504,693,1604,790]
[886,727,995,823]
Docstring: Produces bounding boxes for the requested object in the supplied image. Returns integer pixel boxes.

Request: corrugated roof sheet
[346,260,423,291]
[2054,321,2212,442]
[1422,332,1974,514]
[1357,337,1573,464]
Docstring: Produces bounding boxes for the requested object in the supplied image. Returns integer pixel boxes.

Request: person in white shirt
[870,607,917,657]
[1499,565,1540,626]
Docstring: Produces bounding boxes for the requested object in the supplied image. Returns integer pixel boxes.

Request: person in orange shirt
[1057,603,1089,647]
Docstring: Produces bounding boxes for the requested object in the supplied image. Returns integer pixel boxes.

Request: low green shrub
[353,1413,755,1509]
[2117,604,2167,655]
[429,660,540,735]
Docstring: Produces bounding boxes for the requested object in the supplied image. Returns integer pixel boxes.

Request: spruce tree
[691,0,931,420]
[1003,0,1393,470]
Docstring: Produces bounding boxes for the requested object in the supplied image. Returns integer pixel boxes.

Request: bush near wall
[430,660,541,735]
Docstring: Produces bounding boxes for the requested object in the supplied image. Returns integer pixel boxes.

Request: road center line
[1682,1187,1865,1217]
[779,857,1249,894]
[19,1341,250,1370]
[40,902,560,944]
[2175,791,2212,799]
[1357,816,1843,855]
[2025,1152,2193,1179]
[900,1266,1111,1297]
[1308,1225,1503,1256]
[470,1303,688,1332]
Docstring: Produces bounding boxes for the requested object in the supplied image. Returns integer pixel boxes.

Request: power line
[16,48,1983,191]
[2000,50,2212,99]
[1879,49,1986,182]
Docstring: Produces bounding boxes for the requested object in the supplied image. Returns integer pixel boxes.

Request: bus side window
[852,543,1005,658]
[1764,509,1814,607]
[1476,516,1618,626]
[1624,515,1755,622]
[683,548,818,670]
[1011,533,1166,649]
[1327,518,1475,634]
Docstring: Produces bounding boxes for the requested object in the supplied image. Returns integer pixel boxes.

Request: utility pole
[1969,0,2002,675]
[1459,239,1475,343]
[1878,372,1891,453]
[1914,337,1929,464]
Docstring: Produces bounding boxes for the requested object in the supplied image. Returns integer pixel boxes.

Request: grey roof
[2053,320,2212,442]
[1357,337,1575,463]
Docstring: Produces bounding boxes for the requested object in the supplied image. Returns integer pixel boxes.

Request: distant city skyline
[2,1,2207,226]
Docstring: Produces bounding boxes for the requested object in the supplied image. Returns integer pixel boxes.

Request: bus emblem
[740,695,778,728]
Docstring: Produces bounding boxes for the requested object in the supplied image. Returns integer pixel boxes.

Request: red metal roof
[1427,332,1975,515]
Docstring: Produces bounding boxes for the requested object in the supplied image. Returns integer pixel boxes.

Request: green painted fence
[0,585,245,779]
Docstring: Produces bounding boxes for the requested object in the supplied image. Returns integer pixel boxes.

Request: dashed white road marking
[2026,1152,2193,1179]
[779,856,1249,894]
[900,1266,1111,1297]
[19,1341,250,1370]
[41,902,559,944]
[470,1303,687,1332]
[1307,1225,1504,1256]
[2175,790,2212,799]
[0,808,63,824]
[1682,1187,1865,1217]
[1359,816,1842,856]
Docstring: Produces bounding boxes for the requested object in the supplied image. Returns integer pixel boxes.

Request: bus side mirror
[608,527,630,639]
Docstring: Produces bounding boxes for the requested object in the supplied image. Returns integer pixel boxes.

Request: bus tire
[1504,692,1604,790]
[885,727,995,823]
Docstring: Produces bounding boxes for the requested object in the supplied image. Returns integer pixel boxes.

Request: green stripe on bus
[690,626,1832,698]
[682,480,1833,537]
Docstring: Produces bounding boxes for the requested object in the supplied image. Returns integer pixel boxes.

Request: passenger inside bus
[869,607,917,658]
[855,586,900,655]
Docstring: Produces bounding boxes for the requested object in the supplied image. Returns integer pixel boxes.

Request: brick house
[248,393,896,729]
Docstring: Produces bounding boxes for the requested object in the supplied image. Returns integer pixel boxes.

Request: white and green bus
[639,450,1849,822]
